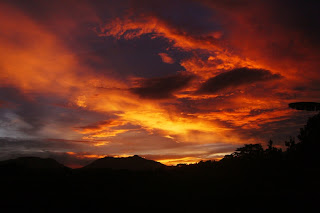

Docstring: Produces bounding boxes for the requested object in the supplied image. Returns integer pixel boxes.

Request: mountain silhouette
[0,157,68,170]
[82,155,166,171]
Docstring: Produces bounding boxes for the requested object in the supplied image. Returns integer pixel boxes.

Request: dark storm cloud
[130,73,195,99]
[196,67,282,94]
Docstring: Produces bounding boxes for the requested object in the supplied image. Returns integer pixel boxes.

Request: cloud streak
[130,73,195,99]
[197,67,282,94]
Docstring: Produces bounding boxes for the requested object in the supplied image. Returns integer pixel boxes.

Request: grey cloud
[196,67,282,94]
[130,73,195,99]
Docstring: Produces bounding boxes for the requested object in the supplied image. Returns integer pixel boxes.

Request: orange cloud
[159,53,175,64]
[100,15,268,80]
[100,15,222,51]
[75,120,127,134]
[0,3,125,96]
[96,13,296,134]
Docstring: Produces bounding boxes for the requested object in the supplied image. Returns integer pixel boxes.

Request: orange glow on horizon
[158,157,203,166]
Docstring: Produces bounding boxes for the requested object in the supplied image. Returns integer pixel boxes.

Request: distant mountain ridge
[0,157,69,170]
[0,155,166,171]
[82,155,166,171]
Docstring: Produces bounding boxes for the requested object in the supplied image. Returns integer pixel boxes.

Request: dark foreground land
[0,162,316,212]
[1,113,320,212]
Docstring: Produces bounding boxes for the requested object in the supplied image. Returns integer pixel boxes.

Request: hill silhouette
[82,155,166,170]
[0,156,68,170]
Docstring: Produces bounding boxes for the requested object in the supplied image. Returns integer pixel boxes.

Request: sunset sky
[0,0,319,167]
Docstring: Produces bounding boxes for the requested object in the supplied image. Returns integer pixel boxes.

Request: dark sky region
[0,0,319,167]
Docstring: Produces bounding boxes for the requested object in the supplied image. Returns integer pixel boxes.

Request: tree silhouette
[233,144,264,160]
[267,139,273,150]
[284,137,296,151]
[297,113,320,165]
[265,139,282,160]
[298,113,320,145]
[288,102,320,166]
